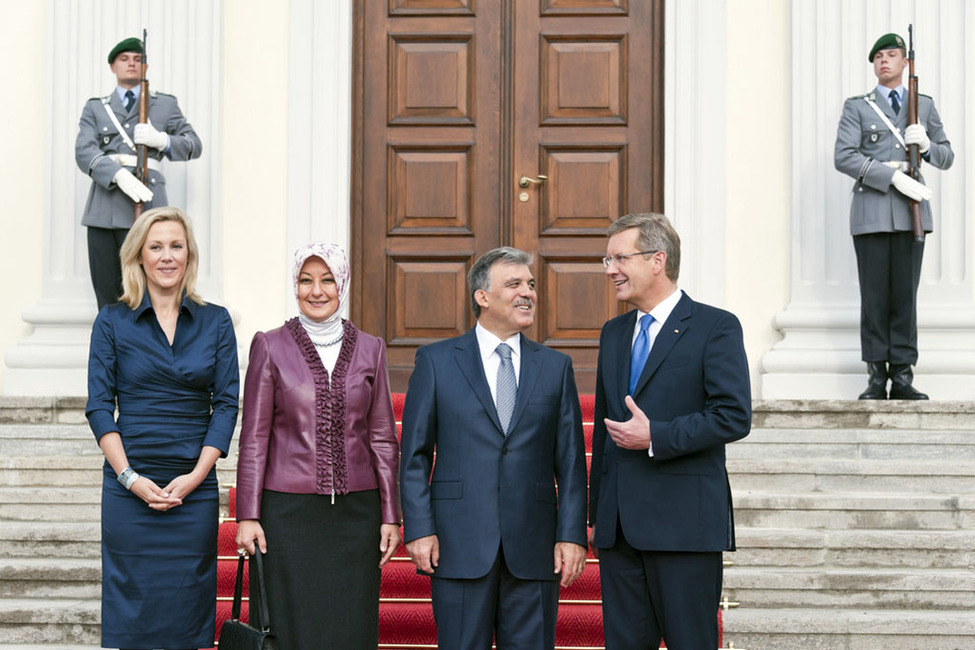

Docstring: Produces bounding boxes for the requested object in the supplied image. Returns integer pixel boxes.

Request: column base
[3,299,96,397]
[761,304,975,400]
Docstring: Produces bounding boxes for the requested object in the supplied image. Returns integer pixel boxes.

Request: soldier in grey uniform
[76,37,202,310]
[834,32,953,400]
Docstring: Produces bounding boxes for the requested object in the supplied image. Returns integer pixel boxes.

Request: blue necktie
[889,89,900,115]
[628,314,654,395]
[496,343,517,435]
[124,90,136,112]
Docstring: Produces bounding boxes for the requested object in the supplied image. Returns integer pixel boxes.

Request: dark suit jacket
[399,328,588,580]
[589,292,751,552]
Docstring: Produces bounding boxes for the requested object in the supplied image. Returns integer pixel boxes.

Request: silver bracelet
[117,467,140,490]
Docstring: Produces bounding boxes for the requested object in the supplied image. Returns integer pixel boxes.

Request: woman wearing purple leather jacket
[235,242,401,649]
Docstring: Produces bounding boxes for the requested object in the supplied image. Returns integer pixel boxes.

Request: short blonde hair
[607,213,681,282]
[119,207,204,309]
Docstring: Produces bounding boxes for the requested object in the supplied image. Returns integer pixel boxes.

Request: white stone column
[666,0,728,306]
[761,0,975,399]
[4,0,222,395]
[285,0,353,319]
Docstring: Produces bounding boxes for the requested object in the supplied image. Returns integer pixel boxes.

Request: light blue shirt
[876,84,905,110]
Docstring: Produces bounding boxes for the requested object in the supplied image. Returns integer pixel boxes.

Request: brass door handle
[518,174,548,188]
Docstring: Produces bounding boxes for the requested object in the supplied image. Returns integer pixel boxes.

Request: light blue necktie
[496,343,516,435]
[628,314,654,395]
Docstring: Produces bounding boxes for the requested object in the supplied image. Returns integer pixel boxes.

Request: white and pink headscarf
[292,242,350,337]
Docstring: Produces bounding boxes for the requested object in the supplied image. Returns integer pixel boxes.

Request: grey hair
[607,213,681,282]
[468,247,534,318]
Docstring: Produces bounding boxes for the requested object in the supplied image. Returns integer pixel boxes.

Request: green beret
[868,33,906,62]
[108,37,143,64]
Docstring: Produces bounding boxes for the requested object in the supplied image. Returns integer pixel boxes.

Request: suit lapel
[631,294,693,397]
[505,334,540,435]
[452,329,505,434]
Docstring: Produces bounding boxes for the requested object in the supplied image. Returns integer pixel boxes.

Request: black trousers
[87,226,129,310]
[853,231,925,365]
[598,520,722,650]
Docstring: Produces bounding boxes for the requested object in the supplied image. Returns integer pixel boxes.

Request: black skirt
[252,489,382,650]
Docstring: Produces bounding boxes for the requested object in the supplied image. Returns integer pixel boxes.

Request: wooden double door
[351,0,664,392]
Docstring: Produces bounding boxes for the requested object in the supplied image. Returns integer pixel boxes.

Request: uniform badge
[870,133,878,142]
[102,135,111,145]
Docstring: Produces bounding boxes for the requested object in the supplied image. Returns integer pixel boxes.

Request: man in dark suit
[834,32,953,400]
[588,213,751,650]
[400,247,588,650]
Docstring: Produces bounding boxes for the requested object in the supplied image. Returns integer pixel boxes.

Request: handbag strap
[251,547,273,633]
[231,551,246,621]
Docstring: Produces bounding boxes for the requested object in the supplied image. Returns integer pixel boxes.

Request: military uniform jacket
[75,90,202,229]
[834,90,952,236]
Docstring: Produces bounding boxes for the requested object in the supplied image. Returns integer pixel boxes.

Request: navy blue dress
[86,293,239,649]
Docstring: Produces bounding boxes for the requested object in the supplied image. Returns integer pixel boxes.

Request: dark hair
[467,247,533,318]
[607,213,681,281]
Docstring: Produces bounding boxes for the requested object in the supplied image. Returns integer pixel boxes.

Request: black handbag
[219,549,278,650]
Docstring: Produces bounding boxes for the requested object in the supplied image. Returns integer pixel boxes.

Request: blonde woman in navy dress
[86,207,239,649]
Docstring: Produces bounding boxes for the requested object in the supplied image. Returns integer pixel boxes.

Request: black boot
[888,364,929,400]
[858,362,888,400]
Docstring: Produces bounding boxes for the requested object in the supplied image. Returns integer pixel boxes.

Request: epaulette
[152,90,175,99]
[849,90,874,101]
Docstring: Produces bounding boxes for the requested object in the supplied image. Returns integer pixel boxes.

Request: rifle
[906,24,924,242]
[134,28,149,219]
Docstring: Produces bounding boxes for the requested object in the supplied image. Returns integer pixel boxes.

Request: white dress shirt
[475,322,521,406]
[629,287,682,457]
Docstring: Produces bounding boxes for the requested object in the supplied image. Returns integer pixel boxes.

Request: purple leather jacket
[236,320,400,524]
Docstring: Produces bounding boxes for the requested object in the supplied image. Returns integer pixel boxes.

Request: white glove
[883,161,909,173]
[904,124,930,153]
[133,120,169,150]
[891,170,932,202]
[113,168,154,204]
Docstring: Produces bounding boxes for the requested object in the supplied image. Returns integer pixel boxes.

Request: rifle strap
[863,96,907,149]
[101,96,137,153]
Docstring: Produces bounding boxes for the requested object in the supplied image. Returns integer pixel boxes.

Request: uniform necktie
[124,90,136,112]
[496,343,516,435]
[889,89,900,115]
[628,314,654,395]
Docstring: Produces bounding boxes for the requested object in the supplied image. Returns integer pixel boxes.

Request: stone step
[0,456,103,487]
[0,487,101,521]
[728,458,975,493]
[722,607,975,650]
[0,558,100,599]
[752,399,975,431]
[0,456,237,488]
[0,598,100,644]
[733,528,975,569]
[0,425,98,456]
[0,522,100,558]
[723,567,975,610]
[730,427,975,461]
[733,492,975,530]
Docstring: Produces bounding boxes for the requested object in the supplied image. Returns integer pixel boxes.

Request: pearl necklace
[312,331,344,348]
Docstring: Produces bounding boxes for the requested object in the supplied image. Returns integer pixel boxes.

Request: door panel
[353,0,663,392]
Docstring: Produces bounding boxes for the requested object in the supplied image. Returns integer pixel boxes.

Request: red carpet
[208,394,723,649]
